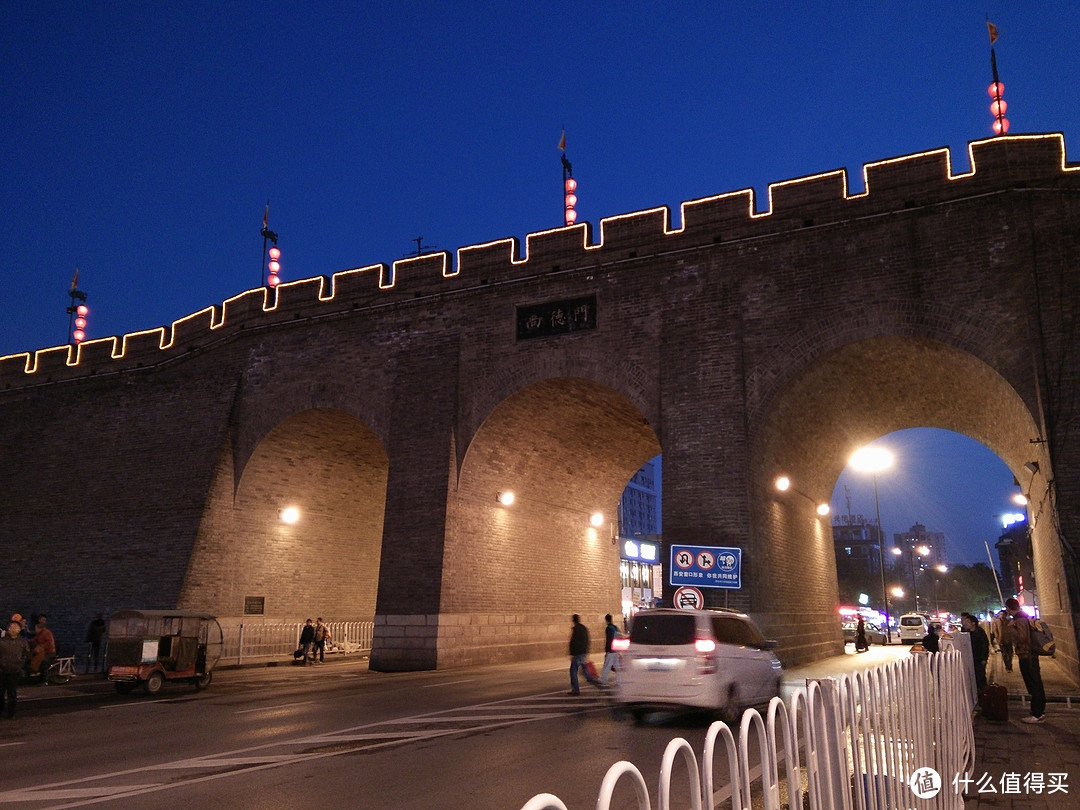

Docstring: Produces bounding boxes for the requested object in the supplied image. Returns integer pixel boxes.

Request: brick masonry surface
[1,135,1078,675]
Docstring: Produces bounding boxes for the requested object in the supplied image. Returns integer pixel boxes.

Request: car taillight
[696,637,717,674]
[611,637,630,652]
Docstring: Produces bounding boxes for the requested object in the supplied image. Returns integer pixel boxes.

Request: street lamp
[932,564,948,614]
[894,544,930,612]
[850,445,894,643]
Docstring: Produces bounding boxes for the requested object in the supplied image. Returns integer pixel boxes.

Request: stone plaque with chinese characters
[516,295,597,340]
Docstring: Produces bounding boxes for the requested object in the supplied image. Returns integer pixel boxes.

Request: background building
[618,457,662,620]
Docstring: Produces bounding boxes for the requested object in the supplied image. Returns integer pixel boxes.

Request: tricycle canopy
[107,610,223,675]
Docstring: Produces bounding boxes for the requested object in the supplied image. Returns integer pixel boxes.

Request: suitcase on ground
[980,683,1008,721]
[584,660,599,681]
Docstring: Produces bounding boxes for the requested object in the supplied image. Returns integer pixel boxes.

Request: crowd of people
[1,612,59,719]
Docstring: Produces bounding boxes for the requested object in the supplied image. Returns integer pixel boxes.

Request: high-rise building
[617,457,662,618]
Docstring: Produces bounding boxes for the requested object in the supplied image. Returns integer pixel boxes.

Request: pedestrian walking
[567,614,601,695]
[600,614,618,684]
[1,620,30,719]
[1002,597,1047,723]
[86,614,107,674]
[854,616,869,653]
[313,618,331,663]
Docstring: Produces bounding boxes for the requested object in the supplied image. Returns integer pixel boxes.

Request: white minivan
[612,608,782,723]
[898,613,929,644]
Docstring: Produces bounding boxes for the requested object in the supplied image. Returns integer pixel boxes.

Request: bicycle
[22,655,76,686]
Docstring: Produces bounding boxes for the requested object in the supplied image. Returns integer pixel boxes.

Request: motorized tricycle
[106,610,223,695]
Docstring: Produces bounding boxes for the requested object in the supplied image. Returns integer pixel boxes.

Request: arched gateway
[2,134,1078,680]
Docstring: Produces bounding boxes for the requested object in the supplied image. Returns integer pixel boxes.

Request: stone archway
[436,376,662,667]
[748,335,1074,667]
[180,408,388,623]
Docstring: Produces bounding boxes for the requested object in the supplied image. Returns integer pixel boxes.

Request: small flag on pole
[558,129,566,151]
[70,266,79,293]
[987,20,999,45]
[263,203,269,230]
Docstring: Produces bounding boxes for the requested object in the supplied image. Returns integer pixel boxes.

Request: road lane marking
[234,700,314,714]
[421,678,474,688]
[0,690,612,807]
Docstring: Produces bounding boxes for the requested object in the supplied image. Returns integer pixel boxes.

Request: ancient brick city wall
[1,134,1077,676]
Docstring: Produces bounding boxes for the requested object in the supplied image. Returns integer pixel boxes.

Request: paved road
[2,644,1075,809]
[1,657,743,809]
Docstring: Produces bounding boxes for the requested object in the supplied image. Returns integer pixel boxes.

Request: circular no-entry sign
[673,586,704,610]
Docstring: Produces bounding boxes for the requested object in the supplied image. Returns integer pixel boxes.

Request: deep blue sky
[3,4,1072,563]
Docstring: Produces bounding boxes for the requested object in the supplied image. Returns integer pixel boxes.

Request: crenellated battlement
[2,133,1075,386]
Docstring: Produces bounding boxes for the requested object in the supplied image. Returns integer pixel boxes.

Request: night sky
[4,3,1075,564]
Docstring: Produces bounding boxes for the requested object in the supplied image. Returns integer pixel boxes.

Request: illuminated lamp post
[894,544,931,613]
[850,445,894,643]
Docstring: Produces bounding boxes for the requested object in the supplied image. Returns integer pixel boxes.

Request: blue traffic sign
[670,544,742,589]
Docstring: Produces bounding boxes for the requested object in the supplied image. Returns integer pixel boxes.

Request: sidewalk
[964,652,1079,808]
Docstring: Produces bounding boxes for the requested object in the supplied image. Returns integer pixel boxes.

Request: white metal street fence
[520,649,975,810]
[218,620,375,664]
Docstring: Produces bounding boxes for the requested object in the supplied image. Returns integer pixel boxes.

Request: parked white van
[898,613,929,644]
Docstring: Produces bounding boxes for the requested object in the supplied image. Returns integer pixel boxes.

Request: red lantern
[73,329,85,343]
[267,245,281,286]
[565,177,577,193]
[74,317,87,329]
[565,209,578,224]
[988,82,1009,135]
[565,193,577,208]
[77,304,88,317]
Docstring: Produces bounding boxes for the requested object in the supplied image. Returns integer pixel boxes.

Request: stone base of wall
[369,612,607,671]
[750,610,845,669]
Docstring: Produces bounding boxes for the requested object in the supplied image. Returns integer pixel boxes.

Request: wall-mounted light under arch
[279,506,300,524]
[495,490,605,528]
[774,476,830,516]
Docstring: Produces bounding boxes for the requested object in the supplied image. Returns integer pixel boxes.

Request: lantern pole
[986,18,1009,135]
[260,201,280,288]
[560,129,577,227]
[66,268,88,345]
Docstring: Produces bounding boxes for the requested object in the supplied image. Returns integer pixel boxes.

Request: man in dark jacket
[298,619,315,665]
[961,613,990,693]
[1,619,31,719]
[567,614,601,695]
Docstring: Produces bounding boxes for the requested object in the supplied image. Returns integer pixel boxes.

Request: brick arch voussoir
[233,395,387,496]
[745,299,1014,432]
[458,350,659,476]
